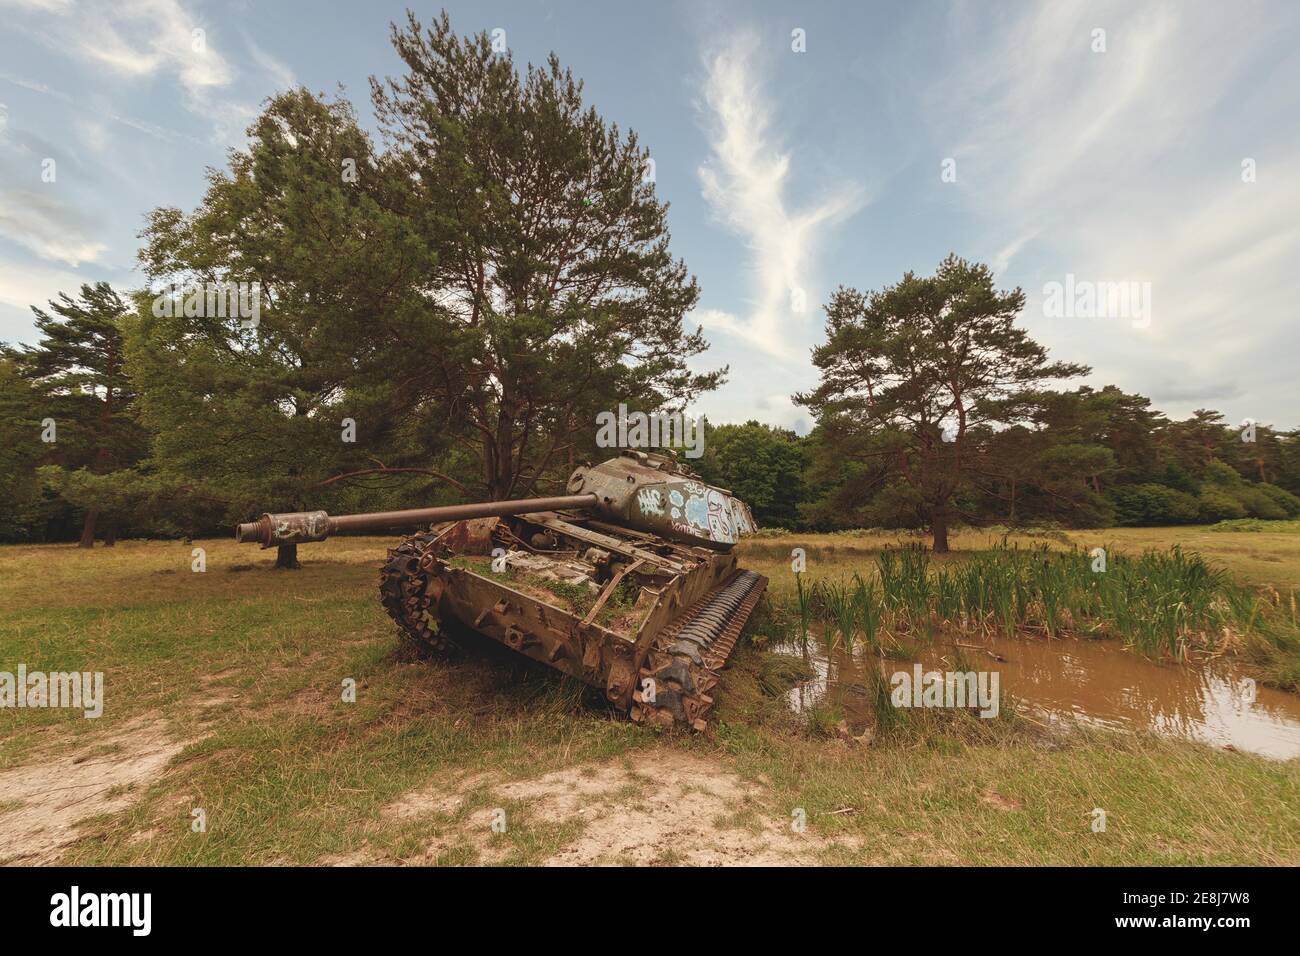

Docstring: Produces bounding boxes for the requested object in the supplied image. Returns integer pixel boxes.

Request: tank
[235,450,767,730]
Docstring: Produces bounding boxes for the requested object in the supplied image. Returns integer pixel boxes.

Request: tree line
[2,13,1296,559]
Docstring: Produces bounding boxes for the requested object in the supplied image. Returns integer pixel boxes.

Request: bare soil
[365,747,843,866]
[0,717,187,864]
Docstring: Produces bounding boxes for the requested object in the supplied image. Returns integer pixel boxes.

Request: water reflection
[780,630,1300,760]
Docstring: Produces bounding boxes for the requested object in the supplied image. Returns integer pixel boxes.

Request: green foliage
[1206,518,1300,533]
[796,254,1089,551]
[0,359,49,539]
[371,11,720,499]
[1236,486,1288,520]
[694,420,807,528]
[1,283,148,542]
[798,542,1279,662]
[1203,460,1245,487]
[1197,487,1248,522]
[1257,484,1300,517]
[1109,483,1201,526]
[132,89,440,533]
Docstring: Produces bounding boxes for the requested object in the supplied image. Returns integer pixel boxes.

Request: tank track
[379,529,453,654]
[631,569,767,732]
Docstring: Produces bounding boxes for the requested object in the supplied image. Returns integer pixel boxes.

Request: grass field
[738,523,1300,595]
[1,527,1297,866]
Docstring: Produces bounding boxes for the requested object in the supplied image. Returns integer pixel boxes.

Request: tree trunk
[275,543,300,569]
[931,504,950,554]
[79,510,98,548]
[103,522,117,547]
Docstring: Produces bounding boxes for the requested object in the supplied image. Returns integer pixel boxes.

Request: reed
[789,541,1284,663]
[853,574,884,650]
[818,579,859,654]
[794,570,811,654]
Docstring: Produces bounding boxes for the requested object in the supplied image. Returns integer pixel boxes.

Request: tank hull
[382,509,766,729]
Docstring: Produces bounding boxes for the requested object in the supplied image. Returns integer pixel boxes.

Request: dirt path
[365,747,839,866]
[0,718,187,865]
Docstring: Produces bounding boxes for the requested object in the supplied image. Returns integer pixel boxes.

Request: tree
[0,358,48,540]
[695,420,808,528]
[796,255,1087,551]
[968,386,1133,527]
[1165,409,1231,472]
[369,11,721,499]
[1109,483,1202,526]
[133,89,433,567]
[1277,429,1300,496]
[3,283,145,546]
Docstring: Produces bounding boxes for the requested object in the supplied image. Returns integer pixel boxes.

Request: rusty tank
[235,450,766,730]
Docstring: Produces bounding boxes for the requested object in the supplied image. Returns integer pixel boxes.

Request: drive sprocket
[379,529,454,654]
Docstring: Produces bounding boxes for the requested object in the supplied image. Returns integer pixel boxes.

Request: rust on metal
[236,451,766,729]
[581,558,645,627]
[235,495,597,548]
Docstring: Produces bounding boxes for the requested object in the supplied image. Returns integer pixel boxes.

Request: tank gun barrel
[235,494,599,548]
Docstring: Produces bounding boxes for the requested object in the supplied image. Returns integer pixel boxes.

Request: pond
[779,630,1300,759]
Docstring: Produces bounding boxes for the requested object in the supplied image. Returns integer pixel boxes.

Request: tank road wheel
[379,530,455,657]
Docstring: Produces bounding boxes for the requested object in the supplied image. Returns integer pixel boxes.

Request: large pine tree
[796,255,1087,552]
[133,89,423,567]
[370,11,722,499]
[6,283,144,546]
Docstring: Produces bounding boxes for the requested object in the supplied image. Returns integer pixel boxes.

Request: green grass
[717,723,1299,865]
[810,543,1273,660]
[739,521,1300,591]
[0,533,1297,866]
[743,530,1300,690]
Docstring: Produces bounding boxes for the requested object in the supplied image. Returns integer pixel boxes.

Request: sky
[1,0,1297,434]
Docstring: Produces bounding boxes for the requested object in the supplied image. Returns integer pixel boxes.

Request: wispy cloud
[930,0,1300,422]
[693,32,865,358]
[0,187,107,266]
[0,0,264,141]
[0,260,86,314]
[242,32,296,93]
[27,0,235,96]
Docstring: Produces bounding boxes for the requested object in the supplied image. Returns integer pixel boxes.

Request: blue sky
[1,0,1297,432]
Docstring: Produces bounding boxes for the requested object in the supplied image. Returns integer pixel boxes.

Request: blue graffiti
[685,494,709,529]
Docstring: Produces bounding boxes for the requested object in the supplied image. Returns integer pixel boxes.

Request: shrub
[1197,487,1247,523]
[1235,486,1287,520]
[1208,518,1282,532]
[1257,483,1300,517]
[1202,460,1245,487]
[1109,483,1201,526]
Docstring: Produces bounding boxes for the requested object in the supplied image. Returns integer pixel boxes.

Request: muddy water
[780,631,1300,760]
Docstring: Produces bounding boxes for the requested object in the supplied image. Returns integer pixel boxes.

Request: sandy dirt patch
[0,717,186,864]
[375,747,838,866]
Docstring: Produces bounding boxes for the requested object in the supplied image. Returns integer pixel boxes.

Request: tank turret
[236,451,755,551]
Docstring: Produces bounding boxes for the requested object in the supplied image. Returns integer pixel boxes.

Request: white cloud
[243,33,296,92]
[931,0,1300,424]
[0,258,88,314]
[4,0,252,139]
[694,32,865,359]
[688,307,748,340]
[990,232,1035,276]
[1,70,192,144]
[56,0,234,95]
[0,189,107,266]
[75,116,110,152]
[0,0,74,11]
